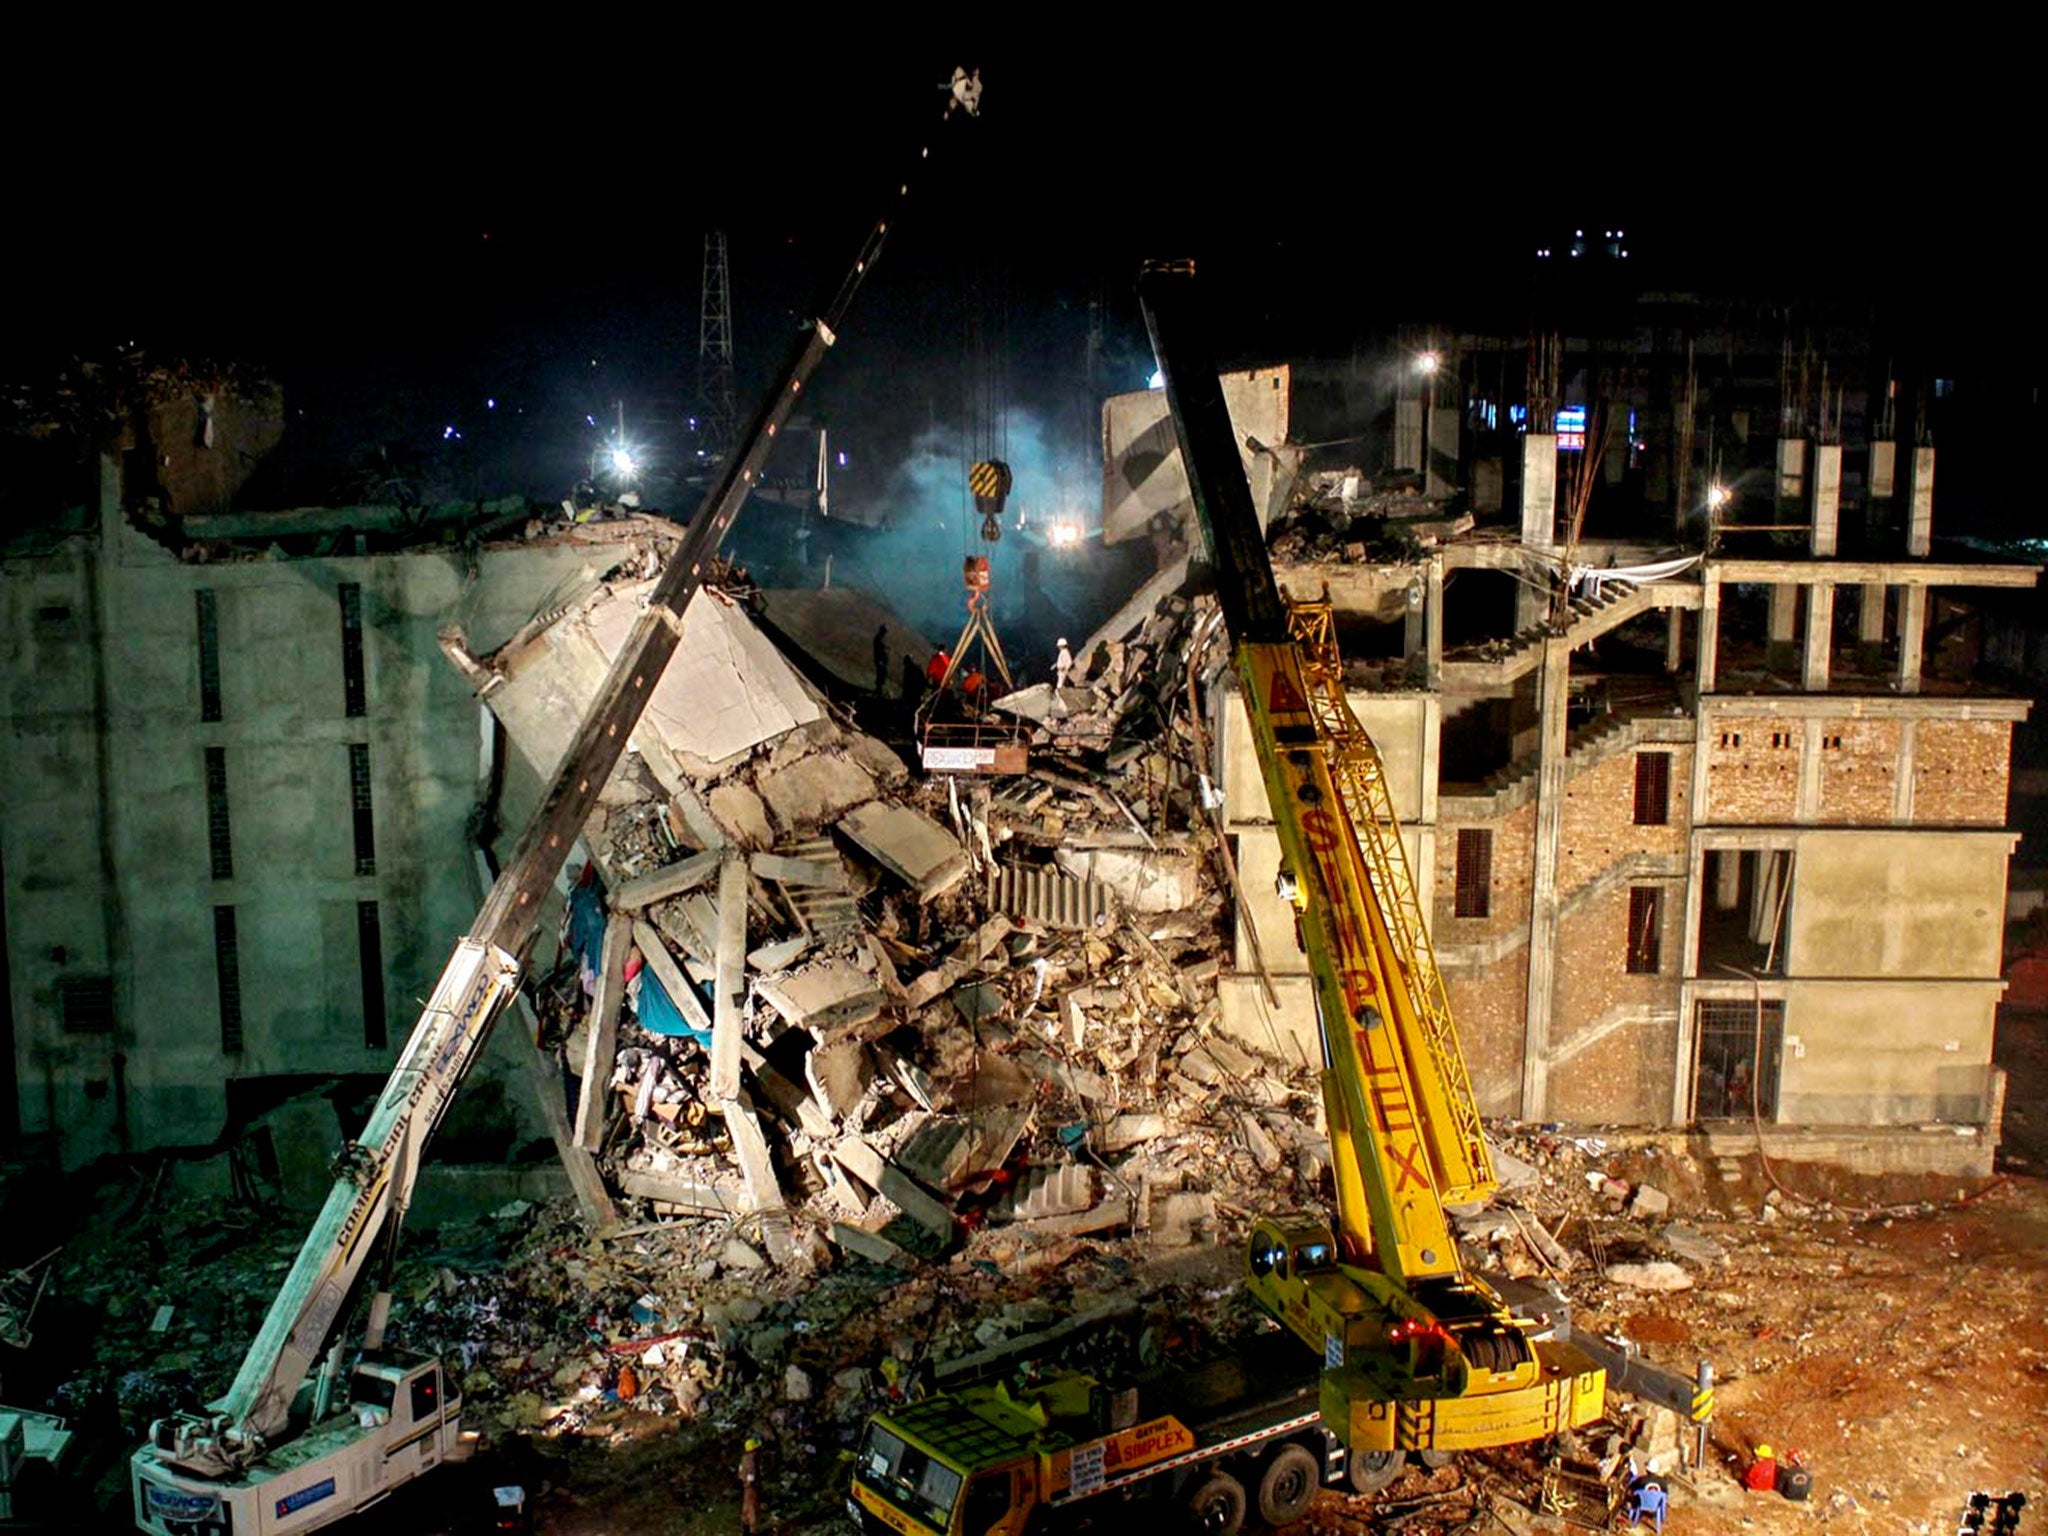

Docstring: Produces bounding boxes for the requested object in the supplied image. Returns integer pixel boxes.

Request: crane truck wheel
[1415,1448,1454,1469]
[1254,1443,1321,1526]
[1183,1469,1248,1536]
[1346,1449,1405,1493]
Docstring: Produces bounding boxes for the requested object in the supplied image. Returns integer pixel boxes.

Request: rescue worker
[961,666,988,710]
[1054,636,1073,689]
[926,649,952,690]
[739,1436,763,1533]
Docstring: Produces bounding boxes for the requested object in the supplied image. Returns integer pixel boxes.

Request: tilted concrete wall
[1101,367,1293,546]
[2,482,605,1167]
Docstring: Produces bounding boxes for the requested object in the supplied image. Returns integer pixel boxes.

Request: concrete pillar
[1858,582,1886,669]
[1897,584,1928,693]
[1698,576,1721,693]
[1404,584,1424,661]
[1777,438,1808,505]
[1424,554,1444,690]
[1427,378,1459,501]
[1394,398,1424,479]
[1802,583,1834,691]
[1906,445,1936,556]
[1665,606,1684,674]
[1517,434,1558,631]
[1893,719,1917,823]
[1767,583,1799,669]
[1868,439,1897,499]
[1520,639,1571,1118]
[1810,443,1842,556]
[1715,849,1742,910]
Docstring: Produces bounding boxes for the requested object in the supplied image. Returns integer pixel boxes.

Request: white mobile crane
[131,75,978,1536]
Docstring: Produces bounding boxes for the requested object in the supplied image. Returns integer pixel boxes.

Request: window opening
[1625,886,1663,973]
[205,746,233,879]
[349,744,376,876]
[214,905,243,1054]
[358,900,387,1049]
[1693,997,1784,1121]
[1454,828,1493,918]
[1632,751,1671,826]
[340,582,366,718]
[196,589,222,722]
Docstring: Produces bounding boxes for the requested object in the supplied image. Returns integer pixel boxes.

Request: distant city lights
[486,398,497,409]
[442,426,461,441]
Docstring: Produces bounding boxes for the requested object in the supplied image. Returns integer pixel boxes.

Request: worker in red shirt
[961,666,988,709]
[925,649,952,689]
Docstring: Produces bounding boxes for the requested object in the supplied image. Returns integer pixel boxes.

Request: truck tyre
[1184,1469,1248,1536]
[1415,1448,1453,1469]
[1346,1449,1404,1493]
[1254,1444,1320,1526]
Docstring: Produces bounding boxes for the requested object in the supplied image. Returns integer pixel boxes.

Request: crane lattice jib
[1285,600,1494,1204]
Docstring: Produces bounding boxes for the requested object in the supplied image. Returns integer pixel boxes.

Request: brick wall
[1556,746,1692,891]
[1705,716,1801,822]
[1912,720,2012,826]
[1439,964,1525,1115]
[1547,883,1681,1124]
[1435,797,1535,950]
[1817,718,1900,824]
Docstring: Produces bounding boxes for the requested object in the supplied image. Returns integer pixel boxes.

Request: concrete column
[1404,586,1424,661]
[1520,639,1571,1118]
[1796,718,1824,820]
[1810,443,1842,555]
[1897,583,1928,693]
[1768,583,1799,669]
[1424,554,1444,690]
[1907,445,1936,556]
[1802,583,1834,691]
[1715,848,1742,910]
[1665,606,1684,674]
[1698,576,1721,693]
[1777,438,1808,505]
[1394,398,1424,479]
[1427,378,1459,501]
[1868,439,1897,499]
[1517,434,1558,631]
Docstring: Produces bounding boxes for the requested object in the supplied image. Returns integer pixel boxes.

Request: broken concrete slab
[1054,844,1200,912]
[721,1095,793,1262]
[1628,1183,1672,1220]
[992,861,1114,930]
[895,1106,1033,1196]
[839,800,969,900]
[616,1169,744,1216]
[1605,1260,1694,1293]
[707,780,774,851]
[1659,1223,1728,1265]
[739,1040,837,1141]
[1489,1144,1543,1192]
[573,913,635,1150]
[830,1222,920,1271]
[1098,1113,1169,1153]
[755,957,885,1036]
[709,855,748,1101]
[612,848,723,912]
[805,1037,872,1123]
[1147,1189,1217,1247]
[832,1135,955,1241]
[747,934,813,972]
[749,851,849,889]
[903,916,1014,1009]
[756,755,876,835]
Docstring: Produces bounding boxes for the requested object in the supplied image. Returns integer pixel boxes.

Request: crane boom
[1138,259,1604,1455]
[134,73,975,1533]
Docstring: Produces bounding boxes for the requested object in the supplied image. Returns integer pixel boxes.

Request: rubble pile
[1266,468,1475,563]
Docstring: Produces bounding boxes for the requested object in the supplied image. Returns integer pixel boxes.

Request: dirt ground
[504,1006,2048,1536]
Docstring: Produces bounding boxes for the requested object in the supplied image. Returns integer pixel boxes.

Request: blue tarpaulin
[635,970,713,1048]
[565,879,608,995]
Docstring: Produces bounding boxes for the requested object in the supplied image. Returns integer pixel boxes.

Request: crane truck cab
[134,1351,459,1534]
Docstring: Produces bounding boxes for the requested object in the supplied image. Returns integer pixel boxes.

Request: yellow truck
[849,1331,1408,1536]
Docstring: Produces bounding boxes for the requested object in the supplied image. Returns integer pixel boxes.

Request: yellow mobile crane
[1138,260,1604,1457]
[847,264,1608,1536]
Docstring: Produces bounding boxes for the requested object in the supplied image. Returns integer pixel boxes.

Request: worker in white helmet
[1054,636,1073,690]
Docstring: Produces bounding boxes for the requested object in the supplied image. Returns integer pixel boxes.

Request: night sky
[7,39,2034,542]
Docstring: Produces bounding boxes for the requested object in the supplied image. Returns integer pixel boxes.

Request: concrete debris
[1053,843,1200,913]
[838,800,970,900]
[1603,1261,1695,1293]
[753,958,883,1036]
[756,753,876,836]
[1627,1182,1672,1220]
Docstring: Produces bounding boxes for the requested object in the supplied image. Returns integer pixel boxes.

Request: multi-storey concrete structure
[1107,356,2037,1181]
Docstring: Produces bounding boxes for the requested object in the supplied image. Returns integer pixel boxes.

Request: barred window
[1626,887,1663,974]
[214,906,244,1054]
[349,743,376,876]
[358,901,387,1049]
[1632,751,1671,826]
[1454,828,1493,919]
[205,747,233,880]
[196,589,222,722]
[340,582,366,718]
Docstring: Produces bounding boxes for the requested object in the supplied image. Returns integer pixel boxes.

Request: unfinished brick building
[1104,355,2037,1181]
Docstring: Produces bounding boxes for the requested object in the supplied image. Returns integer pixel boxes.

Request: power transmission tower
[698,230,738,460]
